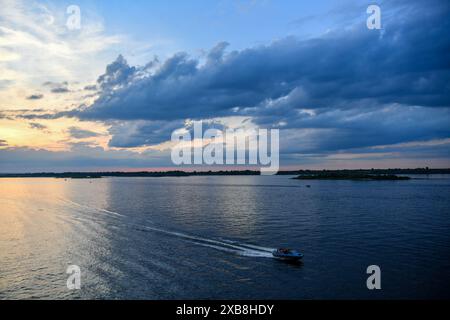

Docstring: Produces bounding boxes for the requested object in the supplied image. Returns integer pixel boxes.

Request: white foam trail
[190,242,274,258]
[142,226,275,258]
[60,198,275,258]
[59,198,125,218]
[221,239,274,252]
[98,208,124,217]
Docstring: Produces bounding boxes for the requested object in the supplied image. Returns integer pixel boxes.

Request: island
[293,172,410,180]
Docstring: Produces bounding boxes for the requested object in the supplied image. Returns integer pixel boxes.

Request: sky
[0,0,449,172]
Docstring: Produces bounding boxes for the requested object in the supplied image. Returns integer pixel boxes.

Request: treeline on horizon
[0,168,449,178]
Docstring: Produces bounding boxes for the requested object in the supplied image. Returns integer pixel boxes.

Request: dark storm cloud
[259,104,450,154]
[71,0,449,125]
[107,119,226,148]
[107,120,184,148]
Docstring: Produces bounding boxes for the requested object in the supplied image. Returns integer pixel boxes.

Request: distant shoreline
[0,168,449,179]
[293,173,411,181]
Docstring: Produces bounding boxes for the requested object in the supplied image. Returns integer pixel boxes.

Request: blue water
[0,175,449,299]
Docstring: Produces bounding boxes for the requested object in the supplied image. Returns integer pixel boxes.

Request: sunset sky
[0,0,449,172]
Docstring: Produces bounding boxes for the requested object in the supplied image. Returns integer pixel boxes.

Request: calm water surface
[1,176,449,299]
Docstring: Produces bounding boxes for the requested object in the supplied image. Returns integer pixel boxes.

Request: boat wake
[59,198,125,218]
[60,197,275,259]
[140,225,275,258]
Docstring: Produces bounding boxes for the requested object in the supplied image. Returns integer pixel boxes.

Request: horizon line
[1,167,449,176]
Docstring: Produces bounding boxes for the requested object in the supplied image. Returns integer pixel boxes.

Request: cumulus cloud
[72,0,449,126]
[96,54,137,92]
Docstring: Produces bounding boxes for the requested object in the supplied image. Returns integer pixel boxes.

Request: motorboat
[272,248,304,261]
